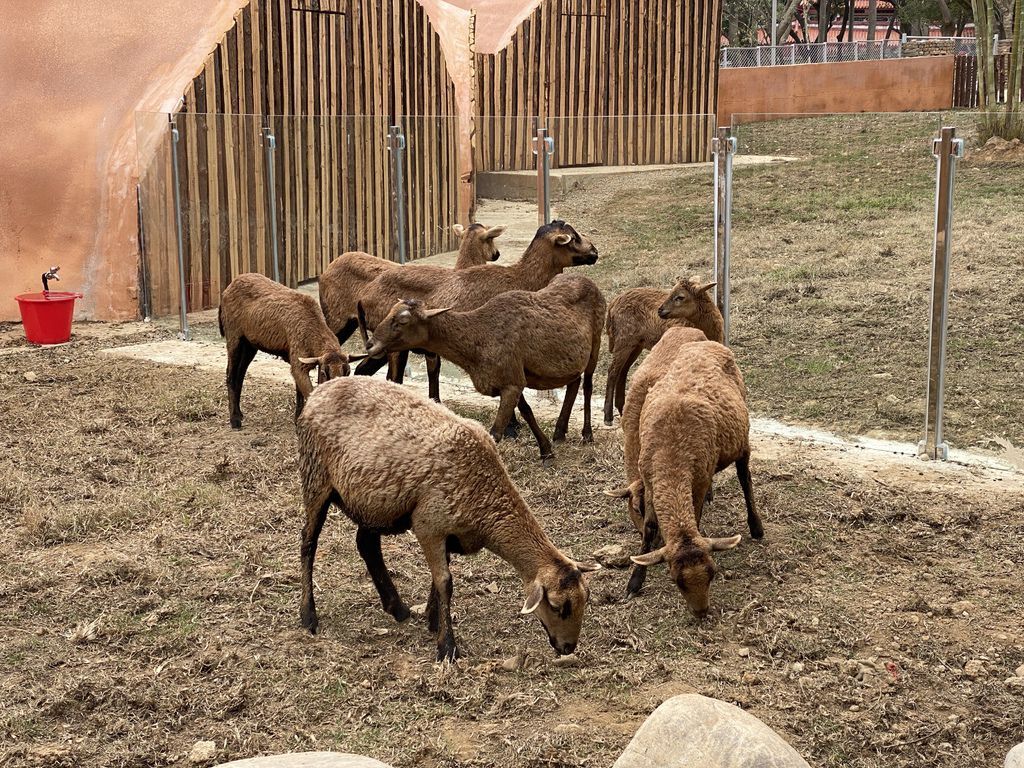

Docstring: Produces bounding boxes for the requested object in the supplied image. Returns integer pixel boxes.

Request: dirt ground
[2,318,1023,768]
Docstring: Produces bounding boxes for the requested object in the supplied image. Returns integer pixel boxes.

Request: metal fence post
[262,124,281,283]
[712,126,736,346]
[169,116,191,341]
[387,124,408,264]
[920,126,963,461]
[533,127,554,225]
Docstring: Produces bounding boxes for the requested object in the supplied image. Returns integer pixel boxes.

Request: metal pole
[262,125,281,283]
[534,127,554,226]
[920,126,963,461]
[387,124,408,265]
[136,184,152,321]
[169,117,191,341]
[712,126,736,346]
[771,0,777,64]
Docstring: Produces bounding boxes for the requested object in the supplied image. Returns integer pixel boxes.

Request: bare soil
[2,318,1023,768]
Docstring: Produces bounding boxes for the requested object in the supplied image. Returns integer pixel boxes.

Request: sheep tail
[605,309,616,354]
[218,304,224,337]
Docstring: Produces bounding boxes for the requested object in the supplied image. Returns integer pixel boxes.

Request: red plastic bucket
[15,291,83,345]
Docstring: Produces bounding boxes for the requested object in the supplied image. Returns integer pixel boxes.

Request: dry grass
[557,112,1024,450]
[2,327,1023,768]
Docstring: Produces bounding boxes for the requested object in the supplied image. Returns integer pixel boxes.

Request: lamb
[318,222,505,345]
[296,376,600,661]
[218,272,350,429]
[352,221,599,402]
[359,274,606,462]
[605,327,763,618]
[603,277,722,426]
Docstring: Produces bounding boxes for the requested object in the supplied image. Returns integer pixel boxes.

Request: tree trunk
[774,0,803,44]
[1008,0,1023,110]
[867,0,878,40]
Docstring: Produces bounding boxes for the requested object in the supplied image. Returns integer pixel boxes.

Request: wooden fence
[953,53,1024,108]
[139,0,460,317]
[474,0,722,171]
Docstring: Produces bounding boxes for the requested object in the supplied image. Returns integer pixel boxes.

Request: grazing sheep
[296,376,600,661]
[318,222,505,345]
[353,221,599,403]
[360,274,606,462]
[603,278,722,426]
[219,272,350,429]
[605,328,763,617]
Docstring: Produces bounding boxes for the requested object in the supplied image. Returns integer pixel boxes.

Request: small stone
[500,652,524,672]
[951,600,975,615]
[849,704,861,712]
[187,740,217,765]
[409,602,427,618]
[1016,663,1024,678]
[1007,742,1024,768]
[1004,677,1024,691]
[485,581,500,594]
[738,647,750,658]
[23,371,38,382]
[964,659,987,678]
[791,662,805,675]
[592,544,632,569]
[552,653,580,668]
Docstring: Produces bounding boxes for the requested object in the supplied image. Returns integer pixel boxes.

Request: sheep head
[658,277,716,322]
[297,350,351,382]
[631,534,741,619]
[535,220,598,267]
[455,222,506,262]
[520,560,600,656]
[605,480,645,534]
[364,298,451,358]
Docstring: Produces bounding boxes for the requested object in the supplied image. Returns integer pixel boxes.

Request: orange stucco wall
[0,0,538,322]
[717,56,955,126]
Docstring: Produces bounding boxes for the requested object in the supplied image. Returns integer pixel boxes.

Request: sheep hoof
[581,428,594,443]
[390,603,411,623]
[503,421,520,439]
[541,453,556,468]
[603,417,614,427]
[300,611,319,635]
[436,640,460,663]
[750,523,765,540]
[230,419,242,430]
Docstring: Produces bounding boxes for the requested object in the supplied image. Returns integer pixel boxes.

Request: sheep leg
[355,527,410,622]
[553,377,582,443]
[516,395,555,465]
[417,534,459,662]
[603,346,637,425]
[489,387,522,444]
[503,416,522,439]
[626,517,660,598]
[425,548,451,632]
[227,339,258,429]
[425,353,443,403]
[293,366,314,421]
[615,348,642,418]
[354,355,389,377]
[300,495,332,634]
[736,454,764,539]
[388,351,410,384]
[581,369,594,443]
[335,317,359,347]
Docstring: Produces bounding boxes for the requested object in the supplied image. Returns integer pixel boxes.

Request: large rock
[1006,742,1024,768]
[614,694,810,768]
[216,754,394,768]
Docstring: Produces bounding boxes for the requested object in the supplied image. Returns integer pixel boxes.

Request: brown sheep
[318,222,505,345]
[359,274,606,463]
[605,327,763,617]
[603,277,722,426]
[218,272,350,429]
[353,221,599,403]
[296,376,600,661]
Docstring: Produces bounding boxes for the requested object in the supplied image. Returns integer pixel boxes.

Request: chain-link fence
[720,40,903,68]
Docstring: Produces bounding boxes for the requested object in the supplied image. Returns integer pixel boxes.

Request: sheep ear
[423,306,452,318]
[554,233,573,245]
[298,357,320,373]
[698,281,717,295]
[520,581,545,615]
[452,223,466,237]
[347,353,368,362]
[709,535,742,551]
[575,561,602,573]
[631,547,667,567]
[485,225,506,240]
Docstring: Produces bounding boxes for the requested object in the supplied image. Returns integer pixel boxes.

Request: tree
[973,0,1023,141]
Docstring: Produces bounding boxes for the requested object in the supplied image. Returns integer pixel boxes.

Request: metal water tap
[42,266,61,292]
